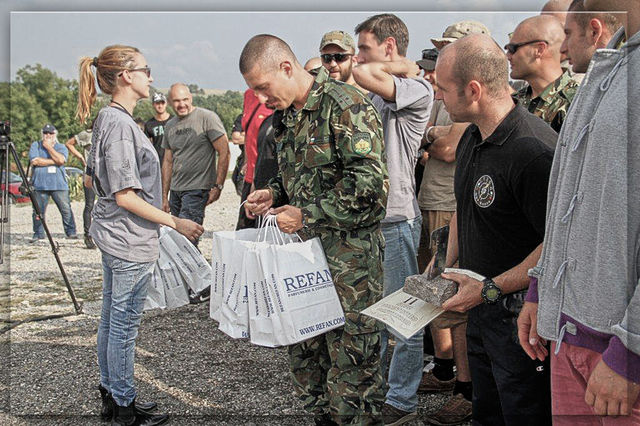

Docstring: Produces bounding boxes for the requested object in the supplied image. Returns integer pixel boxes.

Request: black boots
[111,400,169,426]
[99,385,167,425]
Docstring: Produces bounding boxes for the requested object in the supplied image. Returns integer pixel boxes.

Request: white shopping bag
[210,228,261,323]
[159,227,212,294]
[257,219,345,345]
[246,245,281,347]
[144,262,166,311]
[218,247,250,339]
[158,246,190,309]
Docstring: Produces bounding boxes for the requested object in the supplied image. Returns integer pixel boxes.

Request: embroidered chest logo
[474,175,495,208]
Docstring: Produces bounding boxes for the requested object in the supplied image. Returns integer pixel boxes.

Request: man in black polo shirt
[432,34,556,425]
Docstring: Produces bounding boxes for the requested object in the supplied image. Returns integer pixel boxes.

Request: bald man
[541,0,573,24]
[304,56,322,71]
[162,83,230,254]
[434,33,556,425]
[240,34,388,425]
[509,15,579,135]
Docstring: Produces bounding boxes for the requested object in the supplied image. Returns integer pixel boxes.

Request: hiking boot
[424,393,472,426]
[382,403,417,426]
[99,385,158,422]
[85,235,97,249]
[417,371,455,394]
[111,399,168,426]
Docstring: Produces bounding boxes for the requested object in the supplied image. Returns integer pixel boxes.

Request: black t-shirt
[454,104,556,280]
[253,113,280,190]
[144,116,172,164]
[232,114,243,133]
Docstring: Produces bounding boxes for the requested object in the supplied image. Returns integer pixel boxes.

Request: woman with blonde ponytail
[77,45,203,426]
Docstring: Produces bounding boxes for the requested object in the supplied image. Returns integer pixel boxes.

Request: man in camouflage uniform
[240,34,389,426]
[508,15,579,135]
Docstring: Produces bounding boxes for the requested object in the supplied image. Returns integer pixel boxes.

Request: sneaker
[29,235,44,243]
[66,234,79,240]
[382,403,417,426]
[189,286,211,304]
[418,371,455,394]
[84,235,96,249]
[424,393,472,426]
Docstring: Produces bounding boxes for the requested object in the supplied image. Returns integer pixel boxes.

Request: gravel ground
[1,181,466,425]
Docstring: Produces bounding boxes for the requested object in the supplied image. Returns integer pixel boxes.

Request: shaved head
[440,33,510,98]
[169,83,194,117]
[514,15,566,54]
[168,83,190,100]
[239,34,299,75]
[304,57,322,71]
[541,0,573,23]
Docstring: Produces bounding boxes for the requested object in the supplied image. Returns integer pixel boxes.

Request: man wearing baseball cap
[319,30,366,93]
[29,123,78,243]
[144,92,172,167]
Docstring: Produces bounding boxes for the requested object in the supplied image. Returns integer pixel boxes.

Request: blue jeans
[32,189,77,238]
[169,189,208,246]
[97,251,153,407]
[380,216,423,412]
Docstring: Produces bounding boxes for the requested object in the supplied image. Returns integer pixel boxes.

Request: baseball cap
[152,92,167,103]
[417,48,439,71]
[320,30,356,52]
[431,20,491,48]
[42,124,56,134]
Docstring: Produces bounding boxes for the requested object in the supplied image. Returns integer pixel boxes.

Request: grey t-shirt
[162,107,225,191]
[75,130,93,163]
[417,99,457,212]
[87,106,162,263]
[370,76,433,223]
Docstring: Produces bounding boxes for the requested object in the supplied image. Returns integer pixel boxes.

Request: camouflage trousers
[288,328,385,425]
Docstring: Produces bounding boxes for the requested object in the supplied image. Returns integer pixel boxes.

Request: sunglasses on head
[119,66,152,78]
[504,39,548,54]
[321,53,353,63]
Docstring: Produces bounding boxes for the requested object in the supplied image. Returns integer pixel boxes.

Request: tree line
[0,64,244,170]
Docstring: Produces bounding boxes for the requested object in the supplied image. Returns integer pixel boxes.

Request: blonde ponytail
[75,45,140,125]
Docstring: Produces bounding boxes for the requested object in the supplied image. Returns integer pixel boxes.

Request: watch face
[486,287,499,300]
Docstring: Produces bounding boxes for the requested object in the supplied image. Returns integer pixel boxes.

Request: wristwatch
[481,278,503,304]
[213,183,224,191]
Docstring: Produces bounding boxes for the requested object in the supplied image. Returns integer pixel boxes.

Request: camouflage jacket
[514,70,579,133]
[267,66,389,235]
[266,67,389,328]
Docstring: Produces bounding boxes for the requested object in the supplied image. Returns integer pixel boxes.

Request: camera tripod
[0,125,82,314]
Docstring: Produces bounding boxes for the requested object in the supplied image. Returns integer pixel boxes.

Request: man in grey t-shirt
[66,129,97,249]
[161,83,230,249]
[353,13,433,424]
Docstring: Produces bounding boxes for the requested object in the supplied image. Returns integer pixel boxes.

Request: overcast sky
[4,0,549,91]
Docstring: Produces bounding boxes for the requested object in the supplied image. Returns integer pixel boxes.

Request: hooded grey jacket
[532,28,640,365]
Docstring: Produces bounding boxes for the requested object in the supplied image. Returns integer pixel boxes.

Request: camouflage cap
[320,30,356,52]
[431,20,491,48]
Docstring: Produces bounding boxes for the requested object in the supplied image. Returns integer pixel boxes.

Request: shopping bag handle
[258,214,302,244]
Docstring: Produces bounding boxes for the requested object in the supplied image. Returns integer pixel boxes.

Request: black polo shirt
[454,104,556,280]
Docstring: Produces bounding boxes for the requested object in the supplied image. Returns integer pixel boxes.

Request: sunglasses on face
[119,66,152,78]
[320,53,353,63]
[504,39,548,54]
